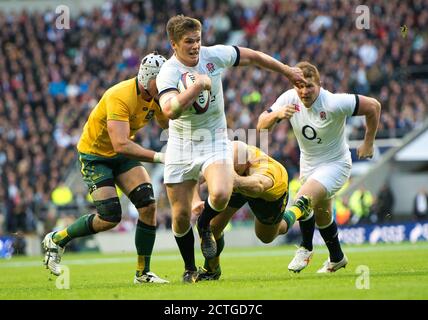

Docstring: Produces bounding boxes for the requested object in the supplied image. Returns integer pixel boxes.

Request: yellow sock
[52,229,69,243]
[289,206,304,220]
[137,255,145,274]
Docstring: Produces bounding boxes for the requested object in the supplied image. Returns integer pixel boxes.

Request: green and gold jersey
[241,145,289,202]
[77,77,167,157]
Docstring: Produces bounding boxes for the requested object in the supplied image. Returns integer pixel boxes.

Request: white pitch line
[1,242,427,268]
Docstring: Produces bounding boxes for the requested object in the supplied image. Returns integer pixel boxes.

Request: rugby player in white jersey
[258,61,381,273]
[156,15,306,283]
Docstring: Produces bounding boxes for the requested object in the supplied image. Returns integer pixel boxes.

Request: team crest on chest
[320,111,327,120]
[206,62,215,73]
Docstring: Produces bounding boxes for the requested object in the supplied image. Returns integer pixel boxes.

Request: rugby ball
[178,72,210,114]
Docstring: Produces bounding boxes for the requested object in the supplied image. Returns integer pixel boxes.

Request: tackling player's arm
[155,112,169,130]
[237,47,306,86]
[355,95,381,159]
[159,74,211,120]
[107,120,164,163]
[233,172,274,196]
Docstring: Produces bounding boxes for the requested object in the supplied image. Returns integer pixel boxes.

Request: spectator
[375,183,395,223]
[413,188,428,221]
[349,186,374,225]
[0,0,427,235]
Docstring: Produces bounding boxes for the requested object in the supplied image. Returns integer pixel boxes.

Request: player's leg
[315,198,348,273]
[250,193,290,243]
[166,180,199,283]
[196,204,239,282]
[43,155,121,276]
[197,160,234,259]
[43,184,120,275]
[287,178,326,272]
[115,165,168,284]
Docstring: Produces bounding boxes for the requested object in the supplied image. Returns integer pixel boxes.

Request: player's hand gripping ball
[178,72,210,114]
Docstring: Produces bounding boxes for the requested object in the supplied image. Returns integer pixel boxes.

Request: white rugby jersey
[157,45,239,142]
[269,88,359,167]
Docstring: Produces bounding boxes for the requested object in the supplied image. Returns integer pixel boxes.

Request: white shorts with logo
[164,138,233,184]
[300,159,352,199]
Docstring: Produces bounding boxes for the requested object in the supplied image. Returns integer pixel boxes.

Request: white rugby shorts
[164,138,233,183]
[300,160,351,199]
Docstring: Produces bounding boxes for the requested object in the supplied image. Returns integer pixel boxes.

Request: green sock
[204,233,225,271]
[282,210,297,233]
[53,214,96,247]
[135,220,156,273]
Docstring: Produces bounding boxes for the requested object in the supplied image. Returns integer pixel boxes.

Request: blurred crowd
[0,0,427,242]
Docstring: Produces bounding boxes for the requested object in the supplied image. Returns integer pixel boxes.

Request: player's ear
[170,40,177,50]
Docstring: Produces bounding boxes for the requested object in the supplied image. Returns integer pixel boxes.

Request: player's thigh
[115,165,151,196]
[79,152,116,196]
[210,207,237,239]
[314,198,333,227]
[203,160,234,200]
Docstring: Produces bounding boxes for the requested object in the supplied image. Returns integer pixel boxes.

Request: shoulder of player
[104,78,135,104]
[200,45,234,60]
[320,87,354,111]
[276,88,299,104]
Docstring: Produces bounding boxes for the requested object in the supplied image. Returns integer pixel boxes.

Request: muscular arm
[357,95,381,144]
[257,110,281,131]
[238,47,305,85]
[234,173,274,196]
[257,104,297,131]
[355,95,381,159]
[107,120,159,162]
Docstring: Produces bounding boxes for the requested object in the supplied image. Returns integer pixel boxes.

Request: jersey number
[302,125,322,144]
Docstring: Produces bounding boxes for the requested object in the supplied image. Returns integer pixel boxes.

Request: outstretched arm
[238,47,305,86]
[355,95,381,159]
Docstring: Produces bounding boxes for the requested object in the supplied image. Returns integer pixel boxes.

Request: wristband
[153,152,165,164]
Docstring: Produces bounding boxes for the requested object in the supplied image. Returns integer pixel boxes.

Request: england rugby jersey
[269,88,359,167]
[157,45,239,142]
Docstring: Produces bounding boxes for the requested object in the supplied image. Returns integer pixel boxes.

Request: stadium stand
[0,1,427,251]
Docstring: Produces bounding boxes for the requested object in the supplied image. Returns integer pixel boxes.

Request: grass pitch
[1,242,427,300]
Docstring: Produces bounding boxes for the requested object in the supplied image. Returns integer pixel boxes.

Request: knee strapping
[129,183,155,208]
[94,197,122,223]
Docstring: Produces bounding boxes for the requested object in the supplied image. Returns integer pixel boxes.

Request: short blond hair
[166,15,202,43]
[296,61,321,85]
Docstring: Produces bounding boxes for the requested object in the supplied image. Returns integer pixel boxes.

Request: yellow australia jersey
[77,77,167,157]
[241,145,289,202]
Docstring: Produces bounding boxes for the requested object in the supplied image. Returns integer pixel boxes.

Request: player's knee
[258,234,275,244]
[209,191,231,210]
[94,197,122,224]
[138,202,156,221]
[256,230,275,244]
[128,183,155,209]
[172,211,191,229]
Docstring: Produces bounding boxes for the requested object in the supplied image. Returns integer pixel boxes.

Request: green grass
[1,242,427,300]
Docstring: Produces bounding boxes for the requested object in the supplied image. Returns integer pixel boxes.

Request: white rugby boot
[134,271,169,284]
[317,255,348,273]
[288,246,314,273]
[42,232,65,276]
